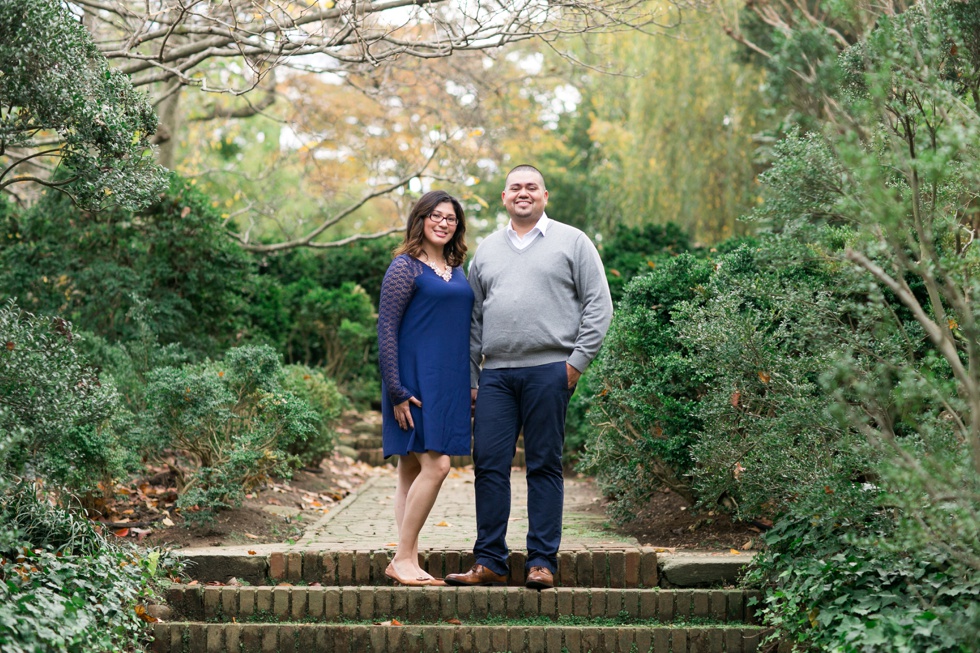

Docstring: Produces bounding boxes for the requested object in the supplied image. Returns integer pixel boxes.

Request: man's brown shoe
[444,564,507,587]
[525,566,554,590]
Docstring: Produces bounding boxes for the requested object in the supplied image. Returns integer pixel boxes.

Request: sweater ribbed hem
[480,351,570,370]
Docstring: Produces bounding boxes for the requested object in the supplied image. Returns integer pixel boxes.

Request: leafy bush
[0,483,184,653]
[257,236,400,307]
[747,502,980,652]
[580,253,713,515]
[600,222,693,302]
[582,234,900,522]
[0,174,256,357]
[0,300,121,494]
[680,238,879,520]
[143,344,318,519]
[282,364,349,467]
[282,280,379,407]
[251,239,403,407]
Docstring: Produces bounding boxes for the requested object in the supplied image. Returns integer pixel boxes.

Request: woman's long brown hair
[393,190,467,268]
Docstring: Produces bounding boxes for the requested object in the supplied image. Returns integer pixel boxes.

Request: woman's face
[422,200,458,252]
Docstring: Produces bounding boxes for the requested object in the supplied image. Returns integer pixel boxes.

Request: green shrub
[283,280,379,406]
[0,483,184,653]
[580,254,713,515]
[747,502,980,653]
[583,234,904,521]
[257,236,399,307]
[600,222,693,303]
[282,364,349,467]
[679,238,878,520]
[144,344,318,520]
[0,300,121,494]
[0,174,256,357]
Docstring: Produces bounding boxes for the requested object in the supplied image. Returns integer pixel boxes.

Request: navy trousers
[472,361,572,575]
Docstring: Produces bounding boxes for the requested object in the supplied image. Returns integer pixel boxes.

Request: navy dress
[378,254,474,457]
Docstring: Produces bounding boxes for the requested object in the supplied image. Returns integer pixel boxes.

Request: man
[445,165,613,590]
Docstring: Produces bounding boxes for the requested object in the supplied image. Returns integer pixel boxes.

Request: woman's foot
[385,560,436,587]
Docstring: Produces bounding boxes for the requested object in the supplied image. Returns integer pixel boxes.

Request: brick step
[183,548,667,588]
[338,434,383,449]
[152,621,769,653]
[167,585,761,625]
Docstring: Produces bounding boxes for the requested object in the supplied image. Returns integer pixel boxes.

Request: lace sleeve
[377,255,422,404]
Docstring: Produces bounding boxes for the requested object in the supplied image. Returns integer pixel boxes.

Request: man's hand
[394,396,422,430]
[471,388,478,416]
[566,363,581,389]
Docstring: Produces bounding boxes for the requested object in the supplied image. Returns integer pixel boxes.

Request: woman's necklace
[424,258,452,282]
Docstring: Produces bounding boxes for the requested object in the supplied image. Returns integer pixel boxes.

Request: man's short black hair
[505,164,546,188]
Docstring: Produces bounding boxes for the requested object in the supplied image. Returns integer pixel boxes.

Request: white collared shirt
[506,212,551,250]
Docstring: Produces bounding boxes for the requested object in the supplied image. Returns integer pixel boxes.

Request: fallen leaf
[113,528,130,538]
[187,580,199,586]
[730,391,741,408]
[247,550,257,555]
[434,521,450,527]
[385,543,398,547]
[134,605,158,623]
[733,463,746,480]
[741,540,754,551]
[445,618,462,625]
[391,619,402,626]
[757,371,771,384]
[162,518,175,527]
[244,533,259,539]
[729,549,741,555]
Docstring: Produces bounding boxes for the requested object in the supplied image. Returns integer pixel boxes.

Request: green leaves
[0,0,166,210]
[144,344,319,521]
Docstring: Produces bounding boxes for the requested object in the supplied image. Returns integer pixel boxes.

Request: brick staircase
[151,549,768,652]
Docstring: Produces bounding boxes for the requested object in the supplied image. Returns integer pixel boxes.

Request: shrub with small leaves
[0,299,121,493]
[282,365,348,468]
[0,0,167,209]
[144,344,318,520]
[580,253,714,517]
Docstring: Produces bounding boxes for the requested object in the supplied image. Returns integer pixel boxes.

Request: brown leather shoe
[525,566,554,590]
[444,564,507,587]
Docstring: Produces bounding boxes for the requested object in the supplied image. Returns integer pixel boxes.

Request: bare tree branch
[233,143,443,252]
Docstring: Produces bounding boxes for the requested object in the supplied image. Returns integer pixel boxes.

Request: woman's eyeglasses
[428,212,458,226]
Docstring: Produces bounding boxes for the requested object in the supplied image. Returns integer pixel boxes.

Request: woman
[377,190,474,586]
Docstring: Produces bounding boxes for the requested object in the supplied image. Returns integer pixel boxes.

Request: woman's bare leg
[394,453,422,535]
[390,451,451,579]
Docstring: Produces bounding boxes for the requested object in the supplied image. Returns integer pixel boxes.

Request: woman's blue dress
[377,254,474,457]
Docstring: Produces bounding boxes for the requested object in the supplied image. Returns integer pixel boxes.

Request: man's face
[502,169,548,222]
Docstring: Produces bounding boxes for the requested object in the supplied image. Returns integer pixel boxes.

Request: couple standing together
[377,165,613,590]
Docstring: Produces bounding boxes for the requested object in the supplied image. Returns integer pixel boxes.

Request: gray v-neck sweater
[467,220,613,386]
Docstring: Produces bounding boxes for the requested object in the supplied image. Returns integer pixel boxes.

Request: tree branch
[233,144,442,252]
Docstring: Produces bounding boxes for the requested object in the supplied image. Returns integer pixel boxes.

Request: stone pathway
[298,467,638,551]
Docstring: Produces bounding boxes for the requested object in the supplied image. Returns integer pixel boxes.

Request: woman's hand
[394,396,422,430]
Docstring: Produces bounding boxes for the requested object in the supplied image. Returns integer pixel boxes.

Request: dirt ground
[95,453,375,550]
[586,485,765,551]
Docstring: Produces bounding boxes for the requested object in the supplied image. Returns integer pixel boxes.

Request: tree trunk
[155,85,183,170]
